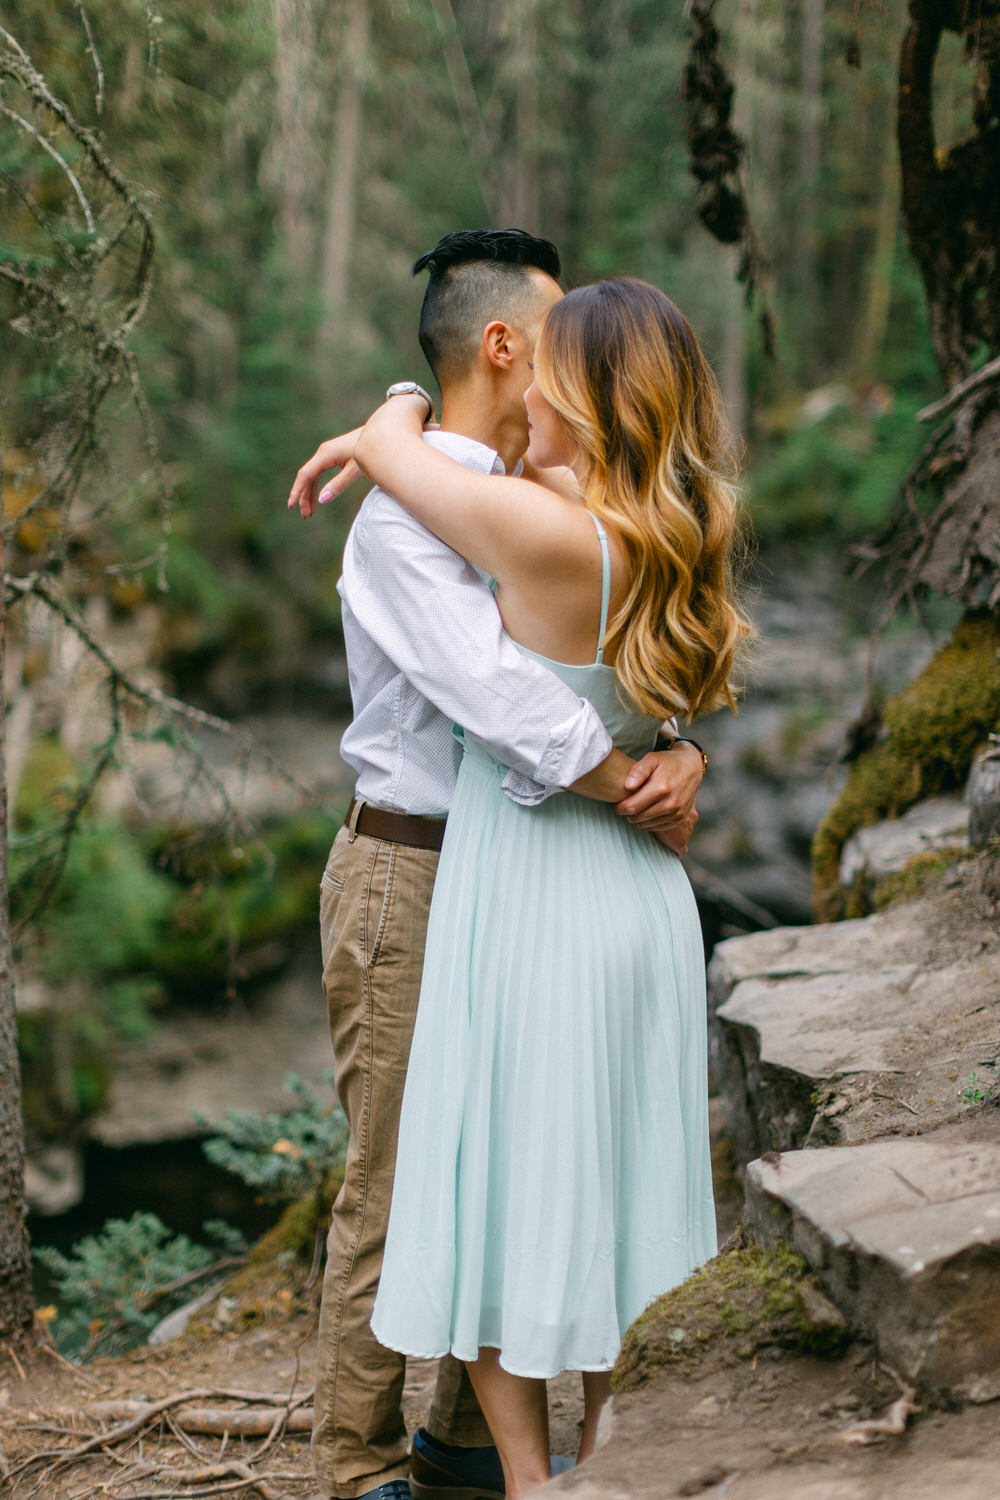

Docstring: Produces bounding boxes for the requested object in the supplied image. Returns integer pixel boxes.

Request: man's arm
[346,500,614,799]
[294,439,704,830]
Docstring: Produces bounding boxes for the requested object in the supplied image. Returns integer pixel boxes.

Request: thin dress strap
[589,513,611,664]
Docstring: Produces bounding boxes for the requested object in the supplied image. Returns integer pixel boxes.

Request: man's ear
[481,319,515,370]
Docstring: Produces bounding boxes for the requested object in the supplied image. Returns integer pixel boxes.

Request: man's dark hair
[412,228,561,388]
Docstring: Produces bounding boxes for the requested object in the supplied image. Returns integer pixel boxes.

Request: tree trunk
[266,0,321,281]
[428,0,497,221]
[0,441,35,1346]
[497,0,540,229]
[319,0,369,341]
[856,136,899,371]
[797,0,824,380]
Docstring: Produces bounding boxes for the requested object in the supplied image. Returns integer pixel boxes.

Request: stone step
[707,880,1000,1165]
[746,1134,1000,1402]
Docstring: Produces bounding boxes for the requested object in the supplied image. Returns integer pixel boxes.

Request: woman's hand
[287,428,365,518]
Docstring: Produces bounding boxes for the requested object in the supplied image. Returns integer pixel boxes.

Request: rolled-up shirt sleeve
[345,499,612,800]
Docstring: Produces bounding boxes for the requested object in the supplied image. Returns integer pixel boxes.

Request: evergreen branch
[5,575,314,798]
[0,104,96,231]
[10,684,120,941]
[73,0,105,116]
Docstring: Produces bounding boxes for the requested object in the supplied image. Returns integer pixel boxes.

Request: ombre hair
[533,278,754,720]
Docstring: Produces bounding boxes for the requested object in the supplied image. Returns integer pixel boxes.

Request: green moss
[209,1175,343,1331]
[612,1243,851,1394]
[871,847,968,910]
[812,613,1000,921]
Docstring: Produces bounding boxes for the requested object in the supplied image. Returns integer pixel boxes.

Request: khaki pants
[312,823,491,1498]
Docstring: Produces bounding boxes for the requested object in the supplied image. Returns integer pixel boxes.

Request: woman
[346,279,750,1498]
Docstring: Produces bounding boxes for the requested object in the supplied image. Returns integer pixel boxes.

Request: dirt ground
[4,1098,997,1499]
[6,1289,1000,1500]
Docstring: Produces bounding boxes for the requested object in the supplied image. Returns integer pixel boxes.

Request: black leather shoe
[409,1428,504,1500]
[357,1481,412,1500]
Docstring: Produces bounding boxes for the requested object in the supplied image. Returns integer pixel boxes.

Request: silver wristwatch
[385,381,434,421]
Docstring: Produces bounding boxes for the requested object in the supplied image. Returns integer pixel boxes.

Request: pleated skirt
[370,745,717,1379]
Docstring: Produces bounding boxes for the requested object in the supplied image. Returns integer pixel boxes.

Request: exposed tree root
[6,1384,315,1500]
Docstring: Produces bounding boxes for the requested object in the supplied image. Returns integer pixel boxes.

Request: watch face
[388,382,418,395]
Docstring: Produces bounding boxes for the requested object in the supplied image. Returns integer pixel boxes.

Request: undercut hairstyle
[412,228,561,388]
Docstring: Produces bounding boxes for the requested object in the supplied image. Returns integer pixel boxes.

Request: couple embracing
[287,229,751,1500]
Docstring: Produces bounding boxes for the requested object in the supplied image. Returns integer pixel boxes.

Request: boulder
[969,748,1000,847]
[838,795,968,887]
[746,1135,1000,1401]
[707,883,1000,1166]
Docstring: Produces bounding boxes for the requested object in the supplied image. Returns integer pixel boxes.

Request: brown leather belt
[344,797,447,852]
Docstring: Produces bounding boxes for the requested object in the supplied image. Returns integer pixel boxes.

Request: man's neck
[438,388,525,474]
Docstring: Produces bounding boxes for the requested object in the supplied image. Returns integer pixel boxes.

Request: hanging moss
[612,1243,851,1394]
[812,612,1000,921]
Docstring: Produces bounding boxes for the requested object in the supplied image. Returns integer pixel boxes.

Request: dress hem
[370,1321,614,1380]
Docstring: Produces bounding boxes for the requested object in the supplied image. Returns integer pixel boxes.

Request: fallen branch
[99,1458,296,1498]
[840,1388,916,1444]
[84,1401,313,1437]
[9,1386,312,1474]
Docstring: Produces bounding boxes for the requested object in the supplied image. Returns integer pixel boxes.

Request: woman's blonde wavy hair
[534,277,754,721]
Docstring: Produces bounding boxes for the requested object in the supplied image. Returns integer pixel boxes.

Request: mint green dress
[370,517,717,1379]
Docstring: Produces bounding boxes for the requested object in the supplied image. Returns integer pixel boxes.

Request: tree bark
[0,441,35,1346]
[497,0,540,229]
[428,0,497,221]
[856,134,899,371]
[266,0,321,281]
[318,0,369,356]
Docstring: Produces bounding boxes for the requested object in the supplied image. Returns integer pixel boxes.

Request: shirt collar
[423,428,521,477]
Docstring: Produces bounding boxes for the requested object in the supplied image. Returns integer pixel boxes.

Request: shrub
[201,1071,347,1204]
[34,1212,246,1359]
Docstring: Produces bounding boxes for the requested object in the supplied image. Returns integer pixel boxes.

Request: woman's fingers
[319,457,363,504]
[287,433,365,517]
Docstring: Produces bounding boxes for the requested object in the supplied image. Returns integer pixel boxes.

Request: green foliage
[812,614,1000,920]
[34,1212,245,1359]
[15,807,340,1137]
[959,1064,1000,1107]
[747,388,932,543]
[201,1071,347,1204]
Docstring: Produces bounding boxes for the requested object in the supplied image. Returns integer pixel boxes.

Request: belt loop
[346,797,365,843]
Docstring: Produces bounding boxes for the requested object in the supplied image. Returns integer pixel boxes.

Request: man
[288,229,704,1500]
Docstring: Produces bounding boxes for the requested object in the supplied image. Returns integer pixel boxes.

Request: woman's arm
[353,395,590,585]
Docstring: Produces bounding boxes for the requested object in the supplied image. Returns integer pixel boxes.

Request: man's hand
[287,429,365,518]
[615,741,704,832]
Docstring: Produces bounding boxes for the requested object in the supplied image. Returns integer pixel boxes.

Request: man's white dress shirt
[337,431,613,816]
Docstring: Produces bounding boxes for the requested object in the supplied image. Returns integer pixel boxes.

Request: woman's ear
[482,319,515,370]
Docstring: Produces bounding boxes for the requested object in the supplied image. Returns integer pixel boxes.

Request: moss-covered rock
[613,1243,851,1394]
[871,848,969,911]
[812,612,1000,921]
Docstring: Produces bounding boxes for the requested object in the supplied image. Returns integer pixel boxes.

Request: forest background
[1,0,980,1343]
